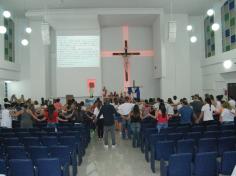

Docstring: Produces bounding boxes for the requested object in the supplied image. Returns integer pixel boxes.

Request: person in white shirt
[94,100,104,139]
[153,98,161,110]
[198,97,216,125]
[1,104,12,128]
[118,97,135,139]
[229,97,236,109]
[220,101,235,124]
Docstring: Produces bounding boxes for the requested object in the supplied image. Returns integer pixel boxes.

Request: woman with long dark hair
[198,97,216,125]
[130,104,142,148]
[156,103,169,133]
[94,100,104,139]
[41,104,68,128]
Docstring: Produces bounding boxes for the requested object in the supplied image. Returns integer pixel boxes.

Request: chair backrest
[191,125,205,133]
[37,158,61,176]
[220,130,235,137]
[4,138,21,146]
[167,133,184,142]
[221,151,236,175]
[185,132,202,141]
[194,152,217,176]
[29,146,49,163]
[203,131,220,139]
[41,136,58,147]
[168,153,192,176]
[198,138,217,153]
[49,146,71,166]
[155,140,175,160]
[159,127,175,134]
[7,146,28,159]
[218,136,236,156]
[9,159,34,176]
[23,137,41,147]
[0,159,6,175]
[175,126,190,133]
[220,124,234,131]
[177,139,195,154]
[206,125,219,131]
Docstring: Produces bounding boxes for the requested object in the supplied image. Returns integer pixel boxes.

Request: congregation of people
[1,92,236,149]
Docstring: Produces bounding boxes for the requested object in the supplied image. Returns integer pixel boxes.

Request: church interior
[0,0,236,175]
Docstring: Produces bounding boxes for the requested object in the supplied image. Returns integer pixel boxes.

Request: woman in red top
[156,103,169,133]
[41,104,68,128]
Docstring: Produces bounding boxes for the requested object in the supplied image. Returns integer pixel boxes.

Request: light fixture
[187,25,193,31]
[190,36,197,43]
[207,9,214,16]
[21,39,29,46]
[25,27,32,34]
[0,26,7,34]
[223,60,233,69]
[3,10,11,18]
[212,23,220,31]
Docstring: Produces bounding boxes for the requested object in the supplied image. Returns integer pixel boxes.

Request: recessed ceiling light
[3,10,11,18]
[212,23,220,31]
[223,60,233,69]
[187,25,193,31]
[190,36,197,43]
[207,9,214,16]
[25,27,32,34]
[21,39,29,46]
[0,26,7,34]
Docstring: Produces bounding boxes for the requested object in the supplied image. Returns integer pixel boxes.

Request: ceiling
[0,0,214,17]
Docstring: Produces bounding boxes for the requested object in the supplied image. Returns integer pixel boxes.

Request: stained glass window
[204,16,215,58]
[4,17,15,62]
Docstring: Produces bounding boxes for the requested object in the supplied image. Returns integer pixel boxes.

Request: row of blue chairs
[160,151,236,176]
[1,158,70,176]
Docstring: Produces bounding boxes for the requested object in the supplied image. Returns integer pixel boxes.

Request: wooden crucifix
[101,26,154,89]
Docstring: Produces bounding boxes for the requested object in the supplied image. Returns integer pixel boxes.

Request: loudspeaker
[168,21,177,43]
[41,22,50,45]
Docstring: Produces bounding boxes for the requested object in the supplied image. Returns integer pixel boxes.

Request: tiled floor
[78,132,159,176]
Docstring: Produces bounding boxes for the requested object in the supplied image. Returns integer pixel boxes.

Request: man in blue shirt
[178,99,193,125]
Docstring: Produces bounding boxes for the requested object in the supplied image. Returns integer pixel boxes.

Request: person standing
[197,97,216,125]
[177,99,193,125]
[118,97,135,139]
[156,103,169,133]
[1,103,12,128]
[130,105,142,148]
[190,95,204,123]
[94,100,104,139]
[97,99,117,149]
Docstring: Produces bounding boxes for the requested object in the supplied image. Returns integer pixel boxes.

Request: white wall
[161,14,192,100]
[201,1,236,96]
[101,26,159,99]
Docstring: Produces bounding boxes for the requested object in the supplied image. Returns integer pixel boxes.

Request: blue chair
[221,124,235,131]
[175,126,190,133]
[23,137,41,147]
[160,153,192,176]
[149,134,166,163]
[31,131,47,138]
[220,130,235,137]
[36,158,63,176]
[9,159,34,176]
[203,131,220,138]
[50,146,74,176]
[218,137,236,156]
[16,132,32,139]
[0,159,6,175]
[41,136,58,147]
[191,125,204,133]
[159,127,175,135]
[151,140,175,173]
[177,139,195,154]
[198,138,217,153]
[28,146,49,163]
[167,133,183,143]
[142,128,158,154]
[219,151,236,175]
[206,125,219,131]
[7,146,28,159]
[184,132,202,144]
[194,152,217,176]
[43,127,56,133]
[14,128,29,133]
[1,132,16,138]
[4,138,21,146]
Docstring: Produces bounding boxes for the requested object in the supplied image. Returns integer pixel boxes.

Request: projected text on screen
[57,36,100,67]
